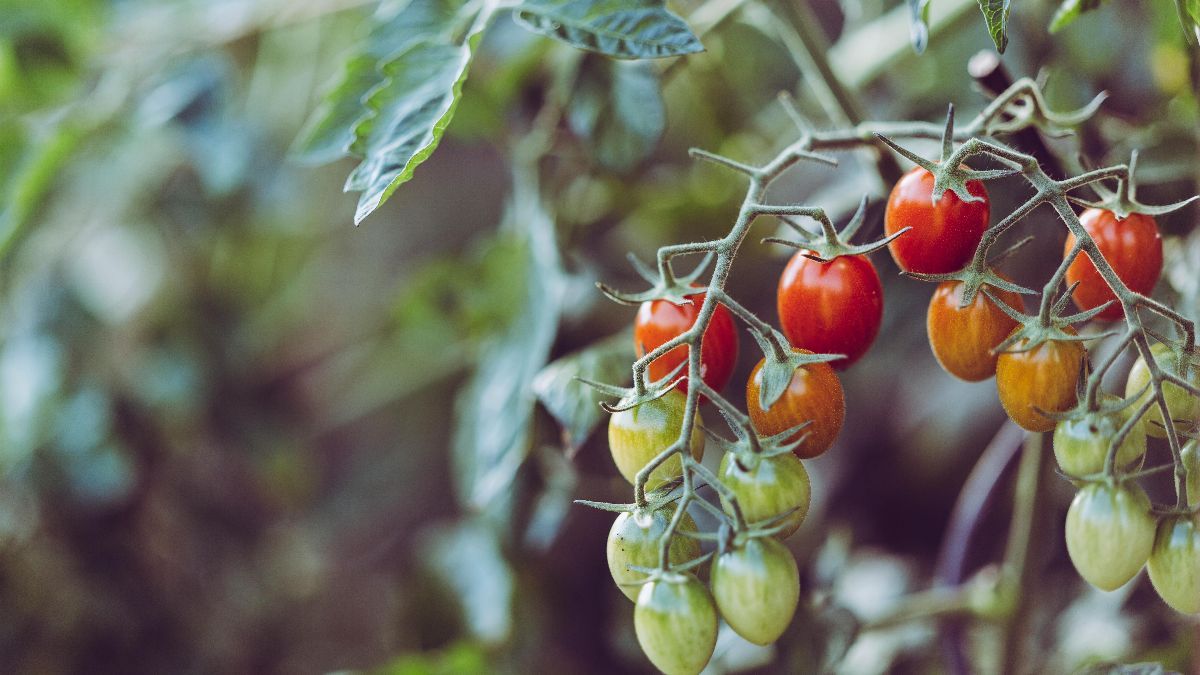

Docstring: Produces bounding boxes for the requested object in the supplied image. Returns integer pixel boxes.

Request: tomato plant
[746,352,845,459]
[1065,482,1157,591]
[1124,342,1200,439]
[607,507,701,601]
[926,279,1023,381]
[995,331,1085,432]
[777,250,883,369]
[1064,210,1162,321]
[608,390,705,490]
[883,166,990,275]
[634,573,718,675]
[710,537,801,645]
[717,451,811,538]
[635,292,739,393]
[1146,516,1200,614]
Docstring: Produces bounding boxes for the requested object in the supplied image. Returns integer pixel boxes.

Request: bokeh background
[2,0,1200,673]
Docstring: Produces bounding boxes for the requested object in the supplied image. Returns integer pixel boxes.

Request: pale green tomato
[1184,441,1200,509]
[607,507,701,602]
[608,390,704,490]
[717,452,811,538]
[1147,516,1200,614]
[710,537,800,645]
[1052,399,1146,478]
[634,572,718,675]
[1125,343,1200,439]
[1065,482,1156,591]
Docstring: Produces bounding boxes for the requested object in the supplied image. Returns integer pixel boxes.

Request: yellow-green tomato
[710,537,800,645]
[608,390,704,490]
[1065,482,1156,591]
[634,572,718,675]
[1125,343,1200,439]
[607,507,701,602]
[1146,516,1200,614]
[1052,401,1146,478]
[1184,441,1200,509]
[717,452,811,539]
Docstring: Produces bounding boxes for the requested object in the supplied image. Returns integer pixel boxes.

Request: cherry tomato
[1065,482,1156,591]
[1184,441,1200,509]
[926,279,1023,382]
[1124,342,1200,439]
[608,390,704,490]
[607,507,701,602]
[634,572,718,675]
[1064,209,1162,321]
[884,166,990,274]
[777,251,882,369]
[710,537,800,645]
[1052,396,1147,478]
[717,452,811,539]
[995,330,1084,432]
[635,291,738,394]
[746,352,845,459]
[1146,516,1200,614]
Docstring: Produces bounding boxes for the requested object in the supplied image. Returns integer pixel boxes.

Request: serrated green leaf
[906,0,931,54]
[567,56,665,172]
[531,330,633,453]
[1048,0,1105,33]
[513,0,704,59]
[977,0,1012,53]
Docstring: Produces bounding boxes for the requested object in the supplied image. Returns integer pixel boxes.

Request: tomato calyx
[702,412,812,463]
[579,358,687,413]
[597,250,715,307]
[904,236,1036,309]
[985,282,1113,356]
[762,195,907,262]
[1068,150,1199,220]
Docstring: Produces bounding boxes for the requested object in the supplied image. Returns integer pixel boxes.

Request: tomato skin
[926,280,1023,382]
[995,331,1084,432]
[884,166,990,274]
[1124,343,1200,439]
[634,572,718,675]
[777,251,883,370]
[607,508,701,602]
[1184,441,1200,509]
[1064,209,1162,321]
[1052,397,1146,478]
[1146,516,1200,614]
[717,452,811,539]
[1065,482,1156,591]
[608,390,705,490]
[710,537,800,645]
[635,292,739,394]
[746,352,845,459]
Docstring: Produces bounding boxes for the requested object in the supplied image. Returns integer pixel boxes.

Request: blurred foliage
[1,0,1199,674]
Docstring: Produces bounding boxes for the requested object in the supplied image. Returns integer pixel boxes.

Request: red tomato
[635,292,739,394]
[884,166,990,274]
[1064,209,1162,320]
[746,352,845,459]
[777,251,883,369]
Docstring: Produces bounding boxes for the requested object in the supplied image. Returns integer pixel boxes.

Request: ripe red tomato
[884,166,990,274]
[746,352,845,459]
[1064,209,1162,321]
[995,330,1085,432]
[777,251,883,369]
[926,279,1023,382]
[635,292,738,393]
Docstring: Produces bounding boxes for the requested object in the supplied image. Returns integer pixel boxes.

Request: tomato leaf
[976,0,1012,53]
[906,0,931,54]
[567,56,665,172]
[1048,0,1106,33]
[416,519,515,643]
[513,0,704,59]
[1176,0,1200,44]
[532,330,633,454]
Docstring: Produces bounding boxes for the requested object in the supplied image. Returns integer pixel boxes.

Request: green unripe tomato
[608,390,704,490]
[1065,482,1156,591]
[1184,441,1200,509]
[1146,516,1200,614]
[607,507,701,602]
[634,572,718,675]
[710,537,800,645]
[1125,343,1200,439]
[717,452,811,538]
[1052,399,1146,478]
